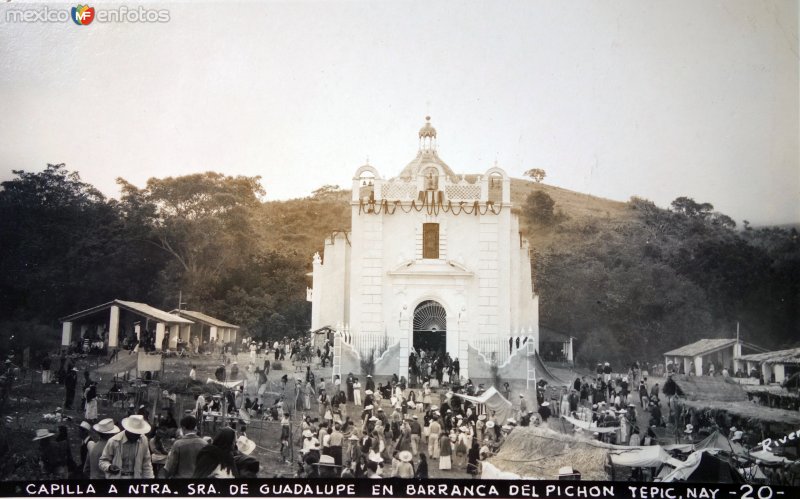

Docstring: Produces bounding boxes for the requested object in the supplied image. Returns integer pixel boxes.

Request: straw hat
[732,431,743,441]
[398,450,413,462]
[365,390,373,395]
[377,407,384,411]
[541,402,550,407]
[368,453,383,463]
[478,414,486,421]
[486,421,495,429]
[236,436,256,455]
[302,429,313,438]
[79,421,92,431]
[121,415,151,435]
[430,405,439,411]
[730,426,737,432]
[348,434,359,441]
[369,416,379,421]
[412,415,418,419]
[459,426,468,432]
[319,455,335,465]
[507,417,516,424]
[501,424,512,432]
[93,418,121,435]
[33,429,55,441]
[366,374,372,378]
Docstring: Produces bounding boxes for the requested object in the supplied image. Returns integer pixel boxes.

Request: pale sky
[1,1,798,225]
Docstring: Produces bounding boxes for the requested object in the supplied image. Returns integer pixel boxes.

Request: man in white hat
[84,418,120,479]
[164,415,205,478]
[99,415,154,478]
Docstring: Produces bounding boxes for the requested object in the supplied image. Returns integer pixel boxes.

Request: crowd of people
[34,412,260,479]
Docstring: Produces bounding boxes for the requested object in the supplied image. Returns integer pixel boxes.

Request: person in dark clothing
[466,442,480,478]
[214,365,226,382]
[415,453,429,479]
[346,373,355,403]
[193,427,238,478]
[64,368,78,410]
[538,401,552,422]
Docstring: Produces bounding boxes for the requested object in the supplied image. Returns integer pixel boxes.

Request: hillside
[257,177,798,366]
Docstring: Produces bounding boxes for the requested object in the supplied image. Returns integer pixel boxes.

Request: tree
[310,184,345,200]
[524,168,547,183]
[670,197,714,219]
[117,172,266,304]
[523,190,555,226]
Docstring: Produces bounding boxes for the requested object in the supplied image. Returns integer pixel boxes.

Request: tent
[694,430,744,456]
[658,450,745,483]
[451,386,513,425]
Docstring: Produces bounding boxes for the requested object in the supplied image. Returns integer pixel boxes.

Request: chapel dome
[419,116,437,139]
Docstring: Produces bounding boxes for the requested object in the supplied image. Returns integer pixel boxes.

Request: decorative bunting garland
[358,192,503,216]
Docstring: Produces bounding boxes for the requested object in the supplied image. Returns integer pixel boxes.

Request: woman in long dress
[438,432,452,470]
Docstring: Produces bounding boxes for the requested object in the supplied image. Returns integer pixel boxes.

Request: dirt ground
[0,350,480,479]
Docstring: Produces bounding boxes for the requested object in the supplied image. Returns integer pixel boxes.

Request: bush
[360,349,375,376]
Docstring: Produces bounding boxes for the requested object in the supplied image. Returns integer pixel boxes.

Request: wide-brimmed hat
[730,426,738,432]
[121,415,151,435]
[501,424,512,431]
[369,416,379,421]
[507,417,516,424]
[33,429,55,441]
[430,405,438,411]
[79,421,92,431]
[348,434,359,441]
[486,421,495,428]
[236,436,256,456]
[459,425,468,432]
[302,429,313,438]
[478,414,486,421]
[541,402,550,407]
[365,390,373,395]
[93,418,121,435]
[368,453,383,463]
[398,450,413,462]
[366,374,372,378]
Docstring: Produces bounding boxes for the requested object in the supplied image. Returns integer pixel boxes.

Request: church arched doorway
[413,300,447,355]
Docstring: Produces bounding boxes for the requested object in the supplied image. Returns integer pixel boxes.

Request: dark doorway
[413,300,447,355]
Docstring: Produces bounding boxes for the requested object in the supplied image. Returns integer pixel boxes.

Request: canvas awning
[206,378,244,389]
[608,445,684,469]
[451,386,513,425]
[562,414,617,434]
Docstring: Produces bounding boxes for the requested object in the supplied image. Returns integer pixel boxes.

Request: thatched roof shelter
[667,375,748,402]
[487,426,612,480]
[679,399,800,426]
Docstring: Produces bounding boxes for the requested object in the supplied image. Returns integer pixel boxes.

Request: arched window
[423,223,439,259]
[488,172,503,204]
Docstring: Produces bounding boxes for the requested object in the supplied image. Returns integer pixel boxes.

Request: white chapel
[310,117,539,380]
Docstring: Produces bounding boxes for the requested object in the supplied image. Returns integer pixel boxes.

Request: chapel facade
[310,117,539,379]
